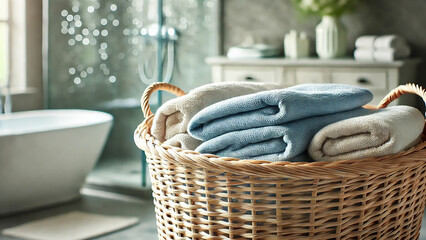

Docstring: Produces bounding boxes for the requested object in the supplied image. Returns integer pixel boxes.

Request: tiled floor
[1,189,426,240]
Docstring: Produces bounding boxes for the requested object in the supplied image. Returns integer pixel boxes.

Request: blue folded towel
[194,107,372,161]
[188,84,373,141]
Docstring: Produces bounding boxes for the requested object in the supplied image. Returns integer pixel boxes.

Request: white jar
[316,16,347,59]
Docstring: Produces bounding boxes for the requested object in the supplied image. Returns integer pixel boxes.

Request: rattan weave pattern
[135,83,426,239]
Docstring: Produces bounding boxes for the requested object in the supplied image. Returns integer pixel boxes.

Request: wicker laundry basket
[134,82,426,240]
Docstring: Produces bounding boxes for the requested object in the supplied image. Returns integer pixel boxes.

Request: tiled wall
[47,0,218,160]
[223,0,426,87]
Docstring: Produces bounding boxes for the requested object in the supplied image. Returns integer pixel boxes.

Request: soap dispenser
[284,30,310,59]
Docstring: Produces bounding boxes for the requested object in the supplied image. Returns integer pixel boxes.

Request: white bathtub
[0,109,113,215]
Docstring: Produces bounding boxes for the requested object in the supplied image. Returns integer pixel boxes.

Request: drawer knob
[357,78,370,84]
[244,76,255,81]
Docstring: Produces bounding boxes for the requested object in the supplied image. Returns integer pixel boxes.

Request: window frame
[1,0,44,111]
[0,0,10,87]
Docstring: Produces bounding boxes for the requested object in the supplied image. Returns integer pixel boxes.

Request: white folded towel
[355,35,377,48]
[374,35,407,49]
[309,106,424,162]
[373,46,411,62]
[354,46,411,62]
[354,48,374,61]
[151,81,282,149]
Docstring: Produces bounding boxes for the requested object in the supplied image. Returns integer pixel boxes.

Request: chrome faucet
[1,75,12,114]
[0,85,3,114]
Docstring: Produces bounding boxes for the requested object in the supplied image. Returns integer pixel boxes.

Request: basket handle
[141,82,186,118]
[376,83,426,109]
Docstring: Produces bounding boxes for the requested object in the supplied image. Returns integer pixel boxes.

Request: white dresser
[206,57,421,106]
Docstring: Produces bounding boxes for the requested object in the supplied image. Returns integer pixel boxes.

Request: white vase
[316,16,347,59]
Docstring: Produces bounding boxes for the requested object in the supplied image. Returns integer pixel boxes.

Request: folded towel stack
[151,81,282,150]
[187,84,373,161]
[354,35,411,62]
[309,105,424,162]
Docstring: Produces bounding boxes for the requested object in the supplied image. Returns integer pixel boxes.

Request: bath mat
[1,211,139,240]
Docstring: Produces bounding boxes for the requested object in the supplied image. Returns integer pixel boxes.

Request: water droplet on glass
[61,28,68,34]
[90,38,97,45]
[77,65,84,71]
[93,29,100,36]
[61,21,68,28]
[61,10,68,17]
[112,19,119,26]
[68,28,75,35]
[110,4,117,12]
[68,39,76,46]
[82,38,90,45]
[74,77,81,84]
[103,69,110,75]
[100,42,107,49]
[101,30,108,36]
[180,23,188,30]
[74,15,81,21]
[109,76,116,83]
[80,71,87,78]
[66,15,73,21]
[107,14,115,21]
[82,28,89,35]
[75,21,82,28]
[75,34,83,41]
[72,6,79,13]
[100,63,107,70]
[100,18,108,25]
[87,67,94,74]
[101,53,108,60]
[87,6,95,13]
[69,68,76,74]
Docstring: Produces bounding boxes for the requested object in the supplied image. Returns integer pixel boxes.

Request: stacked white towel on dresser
[354,35,411,62]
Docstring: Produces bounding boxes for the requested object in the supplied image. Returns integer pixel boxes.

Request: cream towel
[309,106,424,162]
[151,81,282,149]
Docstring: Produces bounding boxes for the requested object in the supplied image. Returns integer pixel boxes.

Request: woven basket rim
[135,115,426,178]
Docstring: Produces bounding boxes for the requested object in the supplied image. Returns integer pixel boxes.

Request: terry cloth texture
[188,83,373,141]
[194,107,372,161]
[151,81,282,149]
[309,105,424,162]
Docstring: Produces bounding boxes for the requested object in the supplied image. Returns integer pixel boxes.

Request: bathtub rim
[0,109,113,137]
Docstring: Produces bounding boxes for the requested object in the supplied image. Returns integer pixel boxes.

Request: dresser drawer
[294,70,324,84]
[330,70,388,90]
[222,66,281,83]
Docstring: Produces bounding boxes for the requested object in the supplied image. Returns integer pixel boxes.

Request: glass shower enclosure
[45,0,220,192]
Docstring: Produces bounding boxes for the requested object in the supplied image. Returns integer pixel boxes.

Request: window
[0,0,43,111]
[0,0,8,87]
[0,0,26,91]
